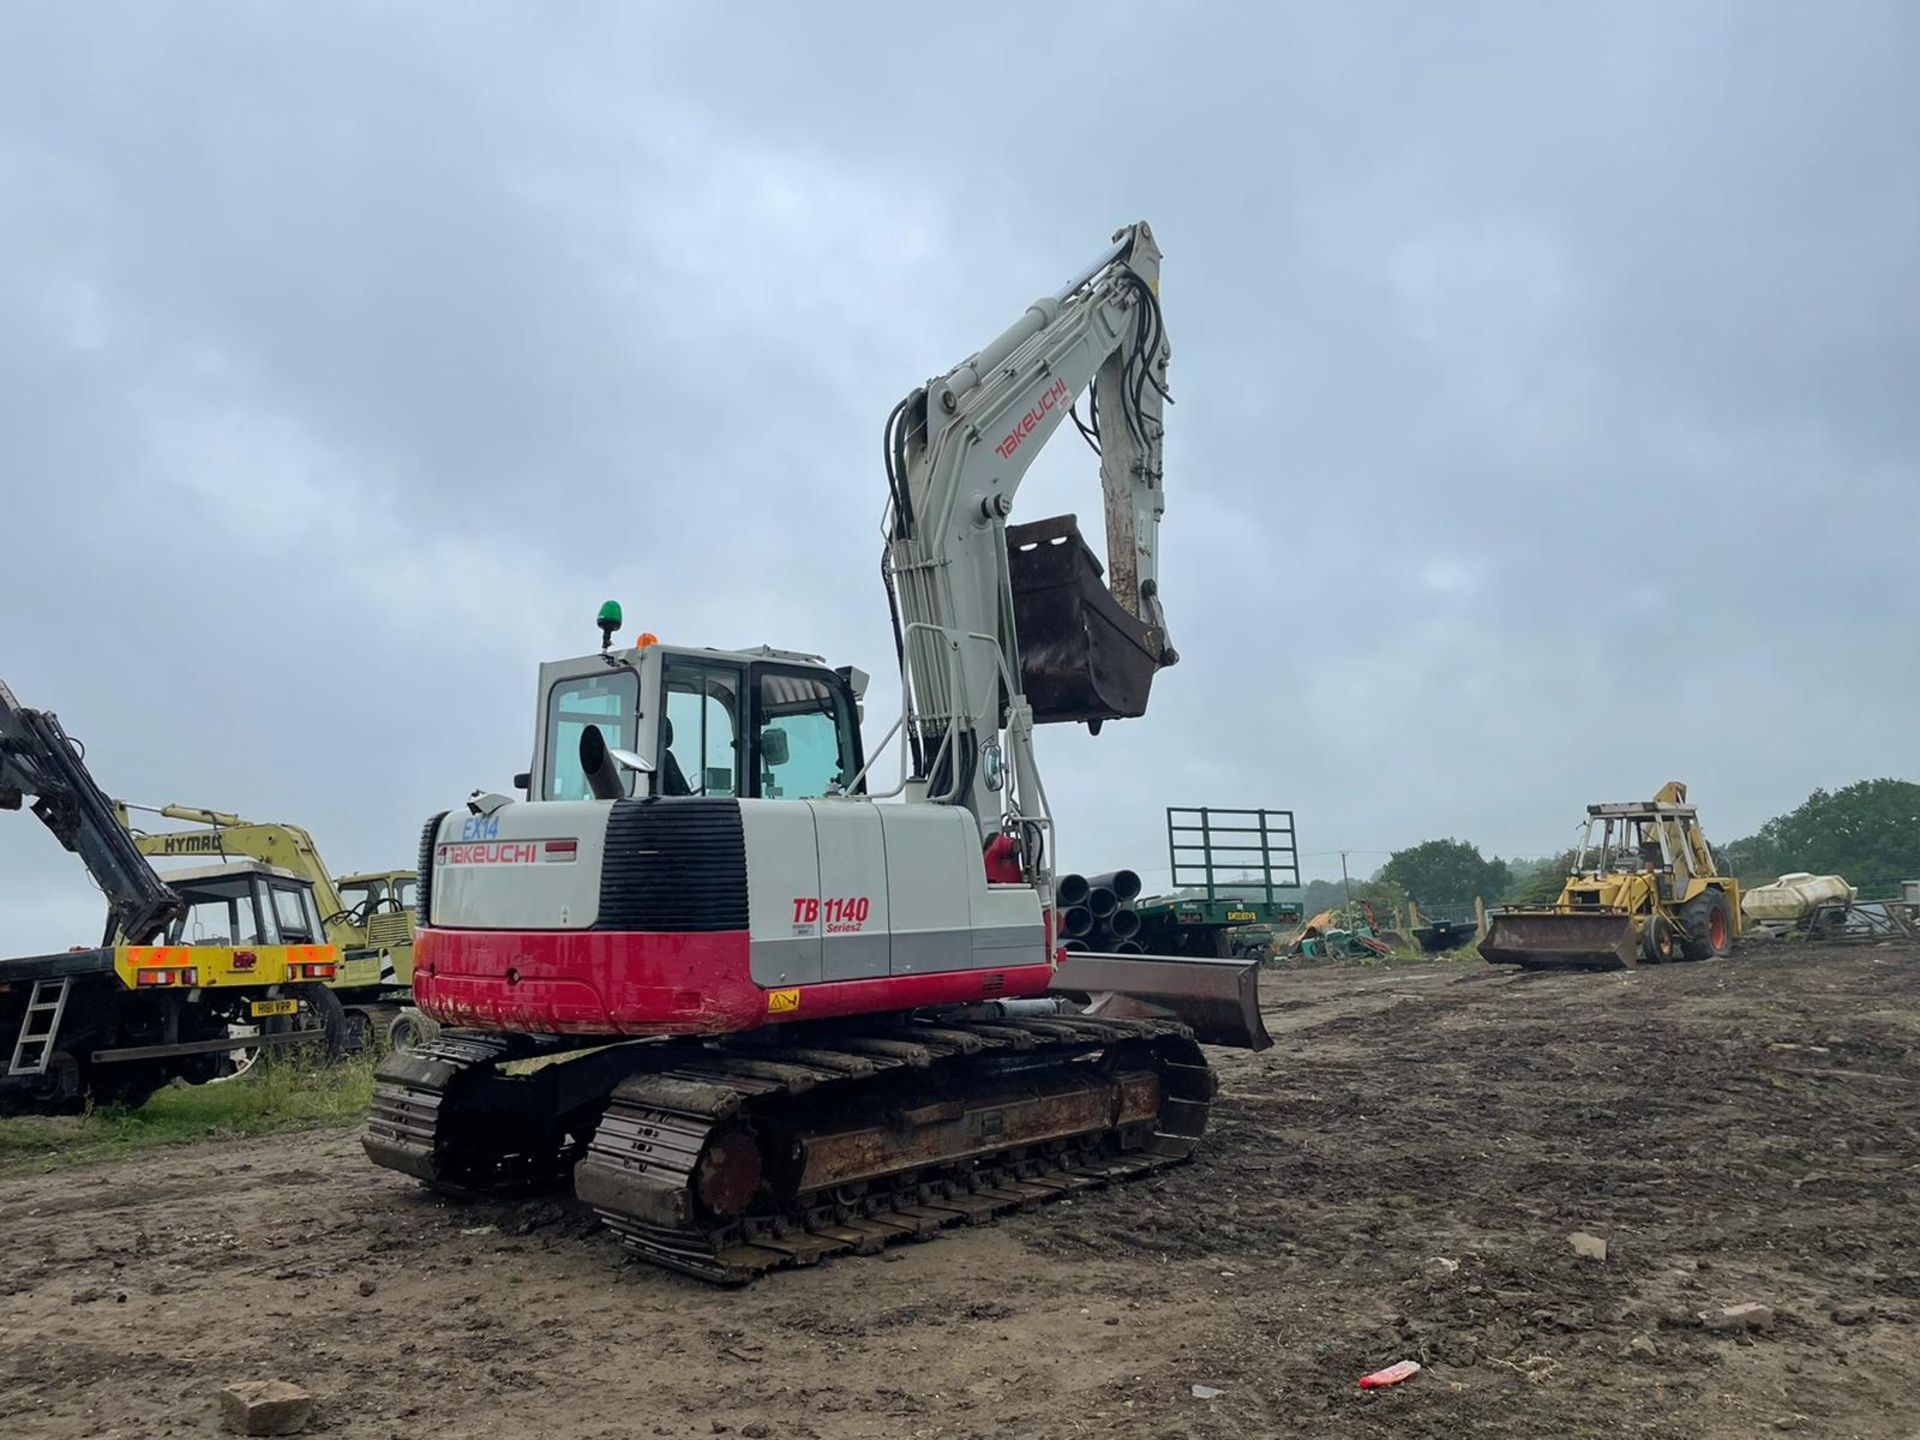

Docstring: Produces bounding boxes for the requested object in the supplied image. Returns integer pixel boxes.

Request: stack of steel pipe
[1056,869,1144,953]
[1055,872,1094,952]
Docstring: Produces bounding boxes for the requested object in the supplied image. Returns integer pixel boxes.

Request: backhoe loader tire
[1641,915,1677,964]
[1679,890,1734,960]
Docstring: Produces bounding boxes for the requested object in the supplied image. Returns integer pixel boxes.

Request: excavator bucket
[1478,909,1640,971]
[1008,516,1164,726]
[1050,950,1271,1051]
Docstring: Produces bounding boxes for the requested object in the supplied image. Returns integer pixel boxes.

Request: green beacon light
[596,600,623,651]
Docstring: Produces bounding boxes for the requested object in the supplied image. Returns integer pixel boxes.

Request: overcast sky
[3,3,1915,952]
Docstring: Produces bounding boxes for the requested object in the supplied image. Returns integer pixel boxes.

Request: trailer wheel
[342,1007,373,1054]
[1641,915,1678,963]
[0,1050,85,1116]
[250,984,349,1070]
[92,1062,167,1111]
[291,984,349,1059]
[342,1003,404,1054]
[1679,890,1734,960]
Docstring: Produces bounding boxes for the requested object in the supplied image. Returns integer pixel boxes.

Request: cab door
[660,659,745,798]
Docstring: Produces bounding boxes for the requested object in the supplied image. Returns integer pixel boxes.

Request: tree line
[1282,779,1920,917]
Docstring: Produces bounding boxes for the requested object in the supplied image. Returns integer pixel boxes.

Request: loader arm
[1640,782,1720,884]
[885,222,1174,844]
[0,679,184,945]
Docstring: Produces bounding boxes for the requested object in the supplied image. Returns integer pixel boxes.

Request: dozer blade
[1049,950,1272,1051]
[1008,515,1165,726]
[1479,910,1639,971]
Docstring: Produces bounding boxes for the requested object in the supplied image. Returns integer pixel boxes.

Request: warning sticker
[767,988,801,1014]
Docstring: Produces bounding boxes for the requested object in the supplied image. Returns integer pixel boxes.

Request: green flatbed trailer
[1133,896,1304,957]
[1134,808,1302,959]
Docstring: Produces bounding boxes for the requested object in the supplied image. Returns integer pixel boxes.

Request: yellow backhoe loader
[116,803,416,1048]
[1481,782,1741,970]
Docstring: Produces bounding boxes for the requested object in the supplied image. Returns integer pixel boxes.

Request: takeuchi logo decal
[995,378,1070,460]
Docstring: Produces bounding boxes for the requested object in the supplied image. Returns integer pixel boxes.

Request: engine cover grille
[596,798,748,932]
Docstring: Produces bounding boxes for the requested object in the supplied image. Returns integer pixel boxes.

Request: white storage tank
[1742,872,1854,925]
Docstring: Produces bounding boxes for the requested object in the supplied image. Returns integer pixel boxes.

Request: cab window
[394,877,417,909]
[173,880,265,946]
[546,670,641,800]
[755,672,859,799]
[662,662,742,797]
[271,885,318,942]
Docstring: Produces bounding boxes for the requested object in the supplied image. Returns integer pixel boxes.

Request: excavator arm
[113,804,358,930]
[885,222,1175,841]
[0,679,183,945]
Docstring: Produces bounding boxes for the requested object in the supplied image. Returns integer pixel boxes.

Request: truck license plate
[249,998,299,1018]
[1227,911,1257,922]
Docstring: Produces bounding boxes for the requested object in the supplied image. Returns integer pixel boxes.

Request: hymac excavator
[365,222,1269,1282]
[0,680,343,1112]
[116,802,418,1048]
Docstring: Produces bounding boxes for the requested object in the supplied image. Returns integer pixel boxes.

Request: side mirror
[512,770,531,793]
[759,726,790,767]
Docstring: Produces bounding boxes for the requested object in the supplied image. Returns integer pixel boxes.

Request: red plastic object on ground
[1358,1360,1422,1390]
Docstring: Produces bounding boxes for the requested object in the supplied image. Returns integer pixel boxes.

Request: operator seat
[659,716,692,797]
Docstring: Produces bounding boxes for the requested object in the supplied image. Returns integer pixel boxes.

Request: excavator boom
[115,805,355,925]
[884,222,1176,841]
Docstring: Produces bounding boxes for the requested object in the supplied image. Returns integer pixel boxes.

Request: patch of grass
[1351,942,1484,967]
[0,1051,377,1174]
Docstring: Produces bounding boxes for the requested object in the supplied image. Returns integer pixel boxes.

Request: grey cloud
[3,2,1915,948]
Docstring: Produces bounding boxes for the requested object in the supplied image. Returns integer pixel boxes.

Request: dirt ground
[3,938,1916,1440]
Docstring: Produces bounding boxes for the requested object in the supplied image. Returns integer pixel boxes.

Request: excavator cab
[149,862,329,948]
[533,642,866,805]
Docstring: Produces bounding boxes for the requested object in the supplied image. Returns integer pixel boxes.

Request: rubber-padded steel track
[364,1030,592,1195]
[576,1014,1212,1283]
[364,1014,1214,1284]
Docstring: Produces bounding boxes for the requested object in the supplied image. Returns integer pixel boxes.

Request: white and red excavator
[364,222,1269,1281]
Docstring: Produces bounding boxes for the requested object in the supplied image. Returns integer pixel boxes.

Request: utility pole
[1340,850,1352,909]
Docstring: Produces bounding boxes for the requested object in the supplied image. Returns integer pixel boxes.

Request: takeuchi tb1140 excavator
[364,222,1271,1282]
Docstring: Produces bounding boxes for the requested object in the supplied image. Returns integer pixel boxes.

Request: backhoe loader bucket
[1008,515,1164,726]
[1479,909,1640,971]
[1050,950,1271,1051]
